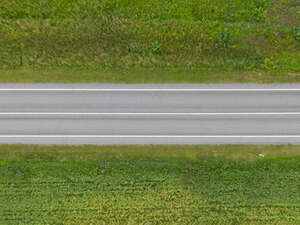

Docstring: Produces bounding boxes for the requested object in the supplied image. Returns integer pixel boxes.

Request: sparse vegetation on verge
[0,0,299,83]
[1,145,300,224]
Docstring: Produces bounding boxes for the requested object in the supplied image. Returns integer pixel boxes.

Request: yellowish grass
[1,144,300,161]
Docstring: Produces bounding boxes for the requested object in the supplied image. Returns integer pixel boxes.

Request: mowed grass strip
[1,69,300,83]
[0,145,300,224]
[0,0,299,83]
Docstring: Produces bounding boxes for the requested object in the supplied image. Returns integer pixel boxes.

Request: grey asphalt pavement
[0,84,300,145]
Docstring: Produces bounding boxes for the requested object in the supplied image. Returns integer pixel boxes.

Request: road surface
[0,84,300,145]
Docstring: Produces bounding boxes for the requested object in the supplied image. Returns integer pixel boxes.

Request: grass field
[0,0,299,83]
[1,145,300,224]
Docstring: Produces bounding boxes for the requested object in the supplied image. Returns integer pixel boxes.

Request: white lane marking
[0,135,299,138]
[0,89,300,91]
[0,112,300,115]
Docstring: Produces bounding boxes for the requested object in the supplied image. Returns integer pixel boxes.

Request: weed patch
[0,0,299,82]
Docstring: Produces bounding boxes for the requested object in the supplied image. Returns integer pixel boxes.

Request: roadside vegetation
[1,145,300,224]
[0,0,299,83]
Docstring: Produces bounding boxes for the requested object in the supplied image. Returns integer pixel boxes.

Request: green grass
[1,145,300,224]
[1,69,300,83]
[0,0,299,83]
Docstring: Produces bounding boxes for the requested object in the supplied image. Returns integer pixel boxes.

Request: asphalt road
[0,84,300,145]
